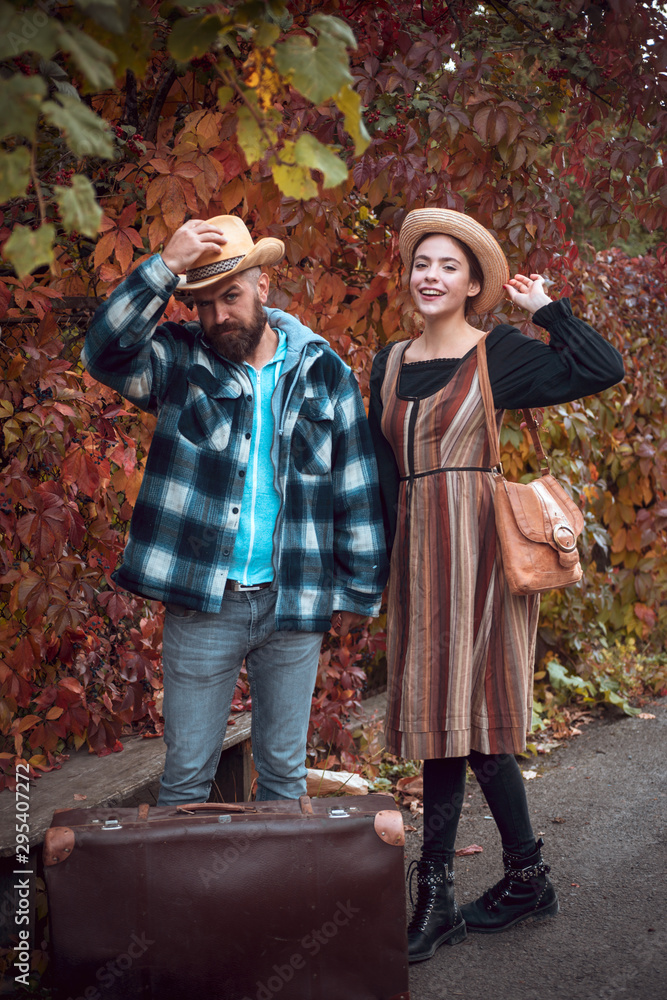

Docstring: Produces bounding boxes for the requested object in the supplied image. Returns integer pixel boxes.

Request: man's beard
[204,294,266,364]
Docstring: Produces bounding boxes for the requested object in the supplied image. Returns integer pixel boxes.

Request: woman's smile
[409,234,480,318]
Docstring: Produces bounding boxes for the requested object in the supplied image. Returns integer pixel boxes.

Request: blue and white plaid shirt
[82,256,388,631]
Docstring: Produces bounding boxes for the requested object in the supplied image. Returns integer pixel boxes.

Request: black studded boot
[407,856,467,962]
[460,837,559,933]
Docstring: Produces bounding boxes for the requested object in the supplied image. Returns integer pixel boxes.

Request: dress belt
[400,466,493,481]
[225,579,272,592]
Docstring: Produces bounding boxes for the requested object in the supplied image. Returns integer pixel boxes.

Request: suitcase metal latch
[103,818,123,830]
[327,807,350,818]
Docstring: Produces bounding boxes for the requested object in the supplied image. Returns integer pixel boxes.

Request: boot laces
[407,860,454,932]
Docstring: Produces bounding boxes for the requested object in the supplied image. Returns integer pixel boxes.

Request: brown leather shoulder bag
[476,334,584,596]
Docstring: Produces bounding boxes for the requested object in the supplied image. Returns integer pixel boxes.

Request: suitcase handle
[175,798,315,816]
[176,803,258,814]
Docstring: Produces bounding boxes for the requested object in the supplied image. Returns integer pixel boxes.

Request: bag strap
[476,335,550,474]
[475,334,502,468]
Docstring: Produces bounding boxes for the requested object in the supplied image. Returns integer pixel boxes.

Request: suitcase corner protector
[374,809,405,847]
[44,826,75,866]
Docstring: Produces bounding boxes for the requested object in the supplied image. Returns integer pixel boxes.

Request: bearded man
[83,216,387,805]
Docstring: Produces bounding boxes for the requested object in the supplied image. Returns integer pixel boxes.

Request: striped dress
[380,340,539,759]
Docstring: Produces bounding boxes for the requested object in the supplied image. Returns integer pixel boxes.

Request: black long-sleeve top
[368,298,625,550]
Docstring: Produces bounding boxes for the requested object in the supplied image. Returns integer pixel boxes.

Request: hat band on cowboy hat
[178,214,285,291]
[398,208,509,314]
[186,255,247,284]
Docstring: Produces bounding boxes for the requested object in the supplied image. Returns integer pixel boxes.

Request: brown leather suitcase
[44,794,410,1000]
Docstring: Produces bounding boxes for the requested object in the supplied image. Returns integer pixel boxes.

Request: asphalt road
[405,698,667,1000]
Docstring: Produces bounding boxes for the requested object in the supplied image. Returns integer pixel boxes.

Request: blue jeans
[158,588,323,805]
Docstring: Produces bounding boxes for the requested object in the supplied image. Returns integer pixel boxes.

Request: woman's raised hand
[504,273,552,315]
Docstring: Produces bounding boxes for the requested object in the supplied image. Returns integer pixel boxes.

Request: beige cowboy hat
[398,208,509,314]
[178,215,285,290]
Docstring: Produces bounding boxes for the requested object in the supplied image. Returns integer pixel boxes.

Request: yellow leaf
[335,85,370,155]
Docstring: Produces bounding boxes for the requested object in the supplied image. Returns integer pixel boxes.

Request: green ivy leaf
[3,223,56,279]
[293,134,347,190]
[254,21,280,48]
[309,13,357,49]
[95,13,153,78]
[334,85,370,156]
[59,26,116,90]
[43,95,115,159]
[274,15,354,105]
[73,0,132,34]
[54,176,103,237]
[0,148,31,201]
[217,85,233,107]
[168,13,222,61]
[0,4,60,61]
[0,75,47,142]
[236,98,279,165]
[270,146,317,200]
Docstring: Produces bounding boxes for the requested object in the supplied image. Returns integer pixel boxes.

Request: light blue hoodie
[227,308,328,584]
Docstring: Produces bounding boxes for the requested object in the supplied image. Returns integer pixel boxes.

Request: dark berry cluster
[190,54,217,70]
[13,57,36,76]
[54,167,75,186]
[384,123,408,139]
[34,387,53,401]
[547,67,569,81]
[112,125,145,155]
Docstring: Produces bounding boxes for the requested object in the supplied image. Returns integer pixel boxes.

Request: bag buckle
[552,522,577,552]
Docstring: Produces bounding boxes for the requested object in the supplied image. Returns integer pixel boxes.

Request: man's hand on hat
[161,219,227,275]
[330,610,369,638]
[504,273,552,315]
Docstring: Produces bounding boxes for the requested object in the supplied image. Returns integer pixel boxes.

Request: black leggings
[422,752,536,860]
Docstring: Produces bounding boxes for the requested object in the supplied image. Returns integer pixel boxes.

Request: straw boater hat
[178,215,285,290]
[398,208,509,314]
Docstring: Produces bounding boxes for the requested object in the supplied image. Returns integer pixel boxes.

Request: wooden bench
[0,689,387,859]
[0,712,253,860]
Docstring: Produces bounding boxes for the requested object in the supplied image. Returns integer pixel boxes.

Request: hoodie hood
[264,307,330,373]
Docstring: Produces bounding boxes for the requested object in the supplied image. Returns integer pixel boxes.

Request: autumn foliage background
[1,0,666,791]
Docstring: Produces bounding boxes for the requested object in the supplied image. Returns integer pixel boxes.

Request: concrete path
[405,698,667,1000]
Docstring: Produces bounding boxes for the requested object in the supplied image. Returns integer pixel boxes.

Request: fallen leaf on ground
[404,823,417,833]
[73,793,87,801]
[552,816,565,823]
[522,769,538,779]
[571,882,580,887]
[455,844,483,856]
[396,774,423,798]
[639,713,656,719]
[409,800,424,816]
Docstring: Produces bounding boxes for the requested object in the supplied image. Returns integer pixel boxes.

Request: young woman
[368,209,624,963]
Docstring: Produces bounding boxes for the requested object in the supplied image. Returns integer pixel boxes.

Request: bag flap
[539,474,585,533]
[500,475,583,550]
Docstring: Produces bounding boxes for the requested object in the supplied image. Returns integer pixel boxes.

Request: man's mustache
[210,321,245,335]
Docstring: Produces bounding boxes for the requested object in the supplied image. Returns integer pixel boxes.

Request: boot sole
[408,920,468,963]
[464,896,560,934]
